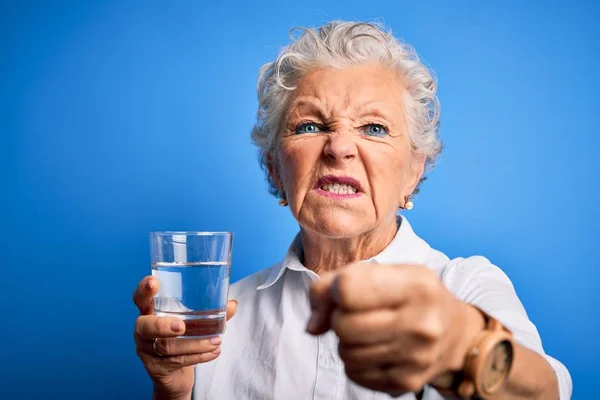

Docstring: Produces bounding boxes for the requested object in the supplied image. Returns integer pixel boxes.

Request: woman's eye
[295,122,322,134]
[364,124,388,137]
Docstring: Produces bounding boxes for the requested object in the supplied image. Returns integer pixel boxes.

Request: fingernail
[212,347,221,355]
[146,280,154,291]
[210,336,222,345]
[171,320,184,332]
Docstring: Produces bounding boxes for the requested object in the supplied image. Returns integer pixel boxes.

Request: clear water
[152,261,229,337]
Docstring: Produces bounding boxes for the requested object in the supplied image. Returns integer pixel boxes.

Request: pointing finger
[307,272,337,335]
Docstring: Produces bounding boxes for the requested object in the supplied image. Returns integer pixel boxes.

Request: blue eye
[295,122,322,134]
[364,124,388,137]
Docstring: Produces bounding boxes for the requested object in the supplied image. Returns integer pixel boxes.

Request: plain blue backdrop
[1,1,598,398]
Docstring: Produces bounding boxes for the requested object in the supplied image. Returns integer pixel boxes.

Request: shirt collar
[256,215,431,291]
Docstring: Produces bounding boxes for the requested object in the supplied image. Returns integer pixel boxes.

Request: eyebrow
[355,103,395,122]
[288,98,396,123]
[287,100,328,121]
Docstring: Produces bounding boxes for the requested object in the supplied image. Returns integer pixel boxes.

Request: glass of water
[149,231,233,338]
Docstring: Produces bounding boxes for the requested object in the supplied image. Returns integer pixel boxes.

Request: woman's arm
[445,303,560,399]
[306,260,572,399]
[446,256,571,399]
[492,341,558,399]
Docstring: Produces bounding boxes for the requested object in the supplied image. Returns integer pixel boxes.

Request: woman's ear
[402,153,426,197]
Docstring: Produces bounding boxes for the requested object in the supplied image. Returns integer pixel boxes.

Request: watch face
[481,340,514,393]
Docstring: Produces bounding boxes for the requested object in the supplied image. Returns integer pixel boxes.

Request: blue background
[1,1,597,398]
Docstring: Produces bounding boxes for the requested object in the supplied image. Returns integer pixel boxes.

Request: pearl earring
[278,192,288,207]
[401,195,414,210]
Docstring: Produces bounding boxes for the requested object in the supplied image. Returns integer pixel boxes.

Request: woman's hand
[306,264,484,396]
[133,276,238,400]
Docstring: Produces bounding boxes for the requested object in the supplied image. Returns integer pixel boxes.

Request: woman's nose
[323,133,357,164]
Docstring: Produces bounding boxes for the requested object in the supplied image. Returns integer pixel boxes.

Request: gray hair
[251,20,442,198]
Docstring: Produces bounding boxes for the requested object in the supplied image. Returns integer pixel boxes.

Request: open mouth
[319,182,358,194]
[314,175,363,198]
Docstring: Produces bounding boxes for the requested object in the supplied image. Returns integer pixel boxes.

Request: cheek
[365,148,407,189]
[278,141,321,194]
[361,144,412,211]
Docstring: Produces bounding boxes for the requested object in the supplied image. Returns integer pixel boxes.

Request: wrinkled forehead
[286,66,407,122]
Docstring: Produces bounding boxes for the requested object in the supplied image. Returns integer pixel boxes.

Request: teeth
[320,183,358,194]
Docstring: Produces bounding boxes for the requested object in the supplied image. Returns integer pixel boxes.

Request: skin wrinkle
[269,65,425,274]
[284,101,401,139]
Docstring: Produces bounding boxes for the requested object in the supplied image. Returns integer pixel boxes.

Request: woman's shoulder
[442,254,513,285]
[437,253,521,307]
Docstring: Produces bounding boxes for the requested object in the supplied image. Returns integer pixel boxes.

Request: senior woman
[133,21,572,399]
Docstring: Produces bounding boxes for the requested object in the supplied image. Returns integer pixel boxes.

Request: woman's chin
[302,214,372,239]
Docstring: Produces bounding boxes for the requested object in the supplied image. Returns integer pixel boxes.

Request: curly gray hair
[251,20,442,198]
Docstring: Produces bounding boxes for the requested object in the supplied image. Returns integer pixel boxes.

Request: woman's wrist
[429,302,486,393]
[449,302,486,372]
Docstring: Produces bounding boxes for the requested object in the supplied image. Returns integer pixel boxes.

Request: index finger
[133,276,159,315]
[306,272,337,335]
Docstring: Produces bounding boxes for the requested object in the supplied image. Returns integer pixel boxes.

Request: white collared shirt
[193,216,572,399]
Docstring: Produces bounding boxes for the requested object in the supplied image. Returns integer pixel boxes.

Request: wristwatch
[433,308,515,399]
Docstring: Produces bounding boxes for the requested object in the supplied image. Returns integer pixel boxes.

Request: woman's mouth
[314,175,363,199]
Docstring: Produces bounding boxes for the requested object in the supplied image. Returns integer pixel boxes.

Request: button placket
[312,332,340,399]
[321,351,334,368]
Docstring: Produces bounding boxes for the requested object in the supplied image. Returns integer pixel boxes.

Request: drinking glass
[149,231,233,338]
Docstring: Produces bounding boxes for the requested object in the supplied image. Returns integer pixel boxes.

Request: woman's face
[271,64,424,238]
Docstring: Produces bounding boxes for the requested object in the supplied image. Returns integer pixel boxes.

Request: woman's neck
[300,216,399,275]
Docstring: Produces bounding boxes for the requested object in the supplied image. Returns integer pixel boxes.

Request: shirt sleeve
[442,256,573,400]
